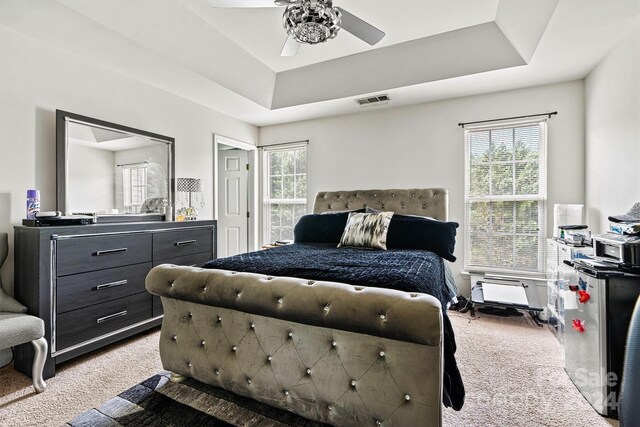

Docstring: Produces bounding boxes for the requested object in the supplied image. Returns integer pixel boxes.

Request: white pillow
[338,211,394,250]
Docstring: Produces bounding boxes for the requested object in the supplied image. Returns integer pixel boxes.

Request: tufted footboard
[146,265,444,426]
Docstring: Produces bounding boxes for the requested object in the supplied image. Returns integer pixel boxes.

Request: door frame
[213,134,258,253]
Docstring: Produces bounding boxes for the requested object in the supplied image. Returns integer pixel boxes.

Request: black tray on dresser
[13,220,216,380]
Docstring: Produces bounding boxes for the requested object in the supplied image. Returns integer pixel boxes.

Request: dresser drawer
[153,252,213,268]
[57,262,152,314]
[56,293,152,350]
[153,228,213,260]
[56,234,152,276]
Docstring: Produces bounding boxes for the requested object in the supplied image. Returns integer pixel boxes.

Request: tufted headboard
[313,188,449,221]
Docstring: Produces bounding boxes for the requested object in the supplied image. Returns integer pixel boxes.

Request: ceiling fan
[208,0,386,56]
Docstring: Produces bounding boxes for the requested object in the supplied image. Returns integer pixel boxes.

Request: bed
[146,188,464,426]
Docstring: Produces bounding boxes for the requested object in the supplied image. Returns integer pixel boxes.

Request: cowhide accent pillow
[338,211,394,250]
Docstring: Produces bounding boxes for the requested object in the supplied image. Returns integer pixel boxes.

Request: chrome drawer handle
[175,240,196,246]
[95,280,128,290]
[96,311,128,323]
[94,248,128,256]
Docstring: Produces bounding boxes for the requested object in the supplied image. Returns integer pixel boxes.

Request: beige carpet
[0,314,618,427]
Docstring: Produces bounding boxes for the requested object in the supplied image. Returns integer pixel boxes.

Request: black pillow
[294,210,365,244]
[386,215,459,262]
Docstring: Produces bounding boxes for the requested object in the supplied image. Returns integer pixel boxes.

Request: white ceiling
[187,0,500,72]
[1,0,638,127]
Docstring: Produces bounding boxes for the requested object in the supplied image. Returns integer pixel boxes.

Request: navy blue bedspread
[203,243,465,410]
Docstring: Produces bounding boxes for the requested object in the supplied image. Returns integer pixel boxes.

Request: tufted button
[379,313,387,320]
[350,380,357,388]
[411,193,416,197]
[404,394,411,401]
[172,335,177,341]
[247,378,252,384]
[391,193,395,197]
[327,405,333,411]
[267,356,272,362]
[323,304,330,313]
[306,368,312,375]
[379,351,385,358]
[188,362,192,367]
[288,331,293,338]
[422,204,427,209]
[267,276,274,281]
[277,297,283,304]
[215,369,219,375]
[376,421,382,426]
[232,345,237,352]
[331,340,337,347]
[217,316,222,323]
[250,323,255,329]
[381,204,385,209]
[307,280,315,285]
[373,194,377,197]
[337,195,342,199]
[202,286,207,292]
[188,312,193,318]
[236,292,241,298]
[284,390,290,396]
[201,340,206,346]
[363,204,367,208]
[170,282,174,288]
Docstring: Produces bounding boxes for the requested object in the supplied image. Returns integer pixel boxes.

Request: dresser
[13,220,216,379]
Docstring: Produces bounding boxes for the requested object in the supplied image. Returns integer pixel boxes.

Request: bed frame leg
[170,373,188,383]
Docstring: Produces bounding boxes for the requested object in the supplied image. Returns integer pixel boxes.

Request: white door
[218,149,249,257]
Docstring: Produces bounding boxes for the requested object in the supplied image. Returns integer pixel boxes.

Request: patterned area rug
[66,371,327,427]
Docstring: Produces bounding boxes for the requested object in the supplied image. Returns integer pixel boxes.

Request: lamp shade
[176,178,202,193]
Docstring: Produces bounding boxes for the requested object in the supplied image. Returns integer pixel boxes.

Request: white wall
[67,144,115,213]
[585,22,640,233]
[260,81,586,294]
[0,26,258,295]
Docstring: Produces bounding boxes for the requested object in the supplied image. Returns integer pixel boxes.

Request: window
[122,162,147,213]
[465,121,547,272]
[263,144,307,243]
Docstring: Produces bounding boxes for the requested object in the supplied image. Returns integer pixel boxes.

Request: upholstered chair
[620,296,640,425]
[0,232,47,393]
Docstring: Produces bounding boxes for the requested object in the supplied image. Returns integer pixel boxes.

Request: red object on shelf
[572,319,585,333]
[578,290,591,304]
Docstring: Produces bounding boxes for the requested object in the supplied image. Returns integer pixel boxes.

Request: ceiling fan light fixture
[283,0,341,45]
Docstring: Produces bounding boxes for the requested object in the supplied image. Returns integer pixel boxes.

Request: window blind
[262,143,308,244]
[464,121,547,272]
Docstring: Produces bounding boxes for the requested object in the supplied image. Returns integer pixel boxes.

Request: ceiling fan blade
[280,35,301,56]
[208,0,281,8]
[336,7,385,46]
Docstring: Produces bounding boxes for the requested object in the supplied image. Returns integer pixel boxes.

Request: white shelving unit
[546,238,593,344]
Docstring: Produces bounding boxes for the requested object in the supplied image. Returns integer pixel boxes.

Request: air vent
[355,94,390,107]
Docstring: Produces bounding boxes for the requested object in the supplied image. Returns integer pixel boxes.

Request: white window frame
[464,119,548,274]
[122,162,148,214]
[261,142,308,245]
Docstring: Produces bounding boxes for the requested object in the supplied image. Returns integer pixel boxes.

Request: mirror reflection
[66,121,171,216]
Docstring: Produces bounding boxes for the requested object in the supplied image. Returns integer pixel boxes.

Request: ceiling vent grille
[355,94,390,107]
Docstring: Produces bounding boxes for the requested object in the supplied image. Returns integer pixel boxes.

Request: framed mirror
[56,110,175,222]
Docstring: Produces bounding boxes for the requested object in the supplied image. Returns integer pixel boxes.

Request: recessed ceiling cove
[6,0,635,126]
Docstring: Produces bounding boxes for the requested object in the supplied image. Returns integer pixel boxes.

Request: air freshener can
[26,189,40,219]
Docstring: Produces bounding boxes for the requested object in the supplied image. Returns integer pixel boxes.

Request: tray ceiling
[1,0,638,126]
